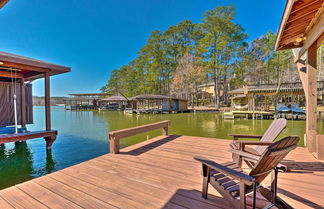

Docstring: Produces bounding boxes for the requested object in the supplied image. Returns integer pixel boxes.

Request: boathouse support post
[20,77,26,128]
[44,71,56,150]
[45,71,51,131]
[45,135,56,150]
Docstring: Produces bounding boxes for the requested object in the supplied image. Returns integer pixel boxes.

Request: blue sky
[0,0,286,96]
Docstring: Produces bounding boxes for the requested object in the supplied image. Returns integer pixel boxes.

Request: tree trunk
[216,69,221,109]
[213,76,217,108]
[214,74,220,109]
[191,94,195,109]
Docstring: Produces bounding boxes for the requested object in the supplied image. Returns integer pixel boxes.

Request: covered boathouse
[229,82,324,112]
[0,51,70,150]
[64,93,110,110]
[129,94,188,114]
[98,95,129,110]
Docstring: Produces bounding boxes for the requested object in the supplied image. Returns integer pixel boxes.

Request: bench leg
[44,136,56,150]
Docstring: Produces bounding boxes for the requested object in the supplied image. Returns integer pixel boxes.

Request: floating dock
[223,110,274,119]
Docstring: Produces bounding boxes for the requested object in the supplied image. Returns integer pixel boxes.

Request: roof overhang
[0,0,9,9]
[275,0,324,61]
[69,93,110,97]
[0,51,71,81]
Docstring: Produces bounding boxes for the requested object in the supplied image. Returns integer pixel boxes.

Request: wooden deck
[0,135,324,209]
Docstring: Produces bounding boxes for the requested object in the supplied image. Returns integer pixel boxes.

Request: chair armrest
[229,149,260,161]
[194,156,255,185]
[229,134,263,140]
[234,140,274,146]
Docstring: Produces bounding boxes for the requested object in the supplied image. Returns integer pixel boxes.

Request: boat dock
[223,110,275,120]
[0,122,323,208]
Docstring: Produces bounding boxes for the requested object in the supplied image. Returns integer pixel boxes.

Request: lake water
[1,106,323,189]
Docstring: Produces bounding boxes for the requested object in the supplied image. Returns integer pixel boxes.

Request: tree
[196,5,247,108]
[102,20,201,97]
[171,53,205,107]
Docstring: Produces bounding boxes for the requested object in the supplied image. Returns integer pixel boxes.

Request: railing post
[162,121,170,136]
[162,126,168,136]
[109,134,119,154]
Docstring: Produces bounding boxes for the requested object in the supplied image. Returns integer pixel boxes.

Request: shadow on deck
[120,135,182,156]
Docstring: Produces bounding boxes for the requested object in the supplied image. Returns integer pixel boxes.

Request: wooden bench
[109,120,170,154]
[0,130,58,150]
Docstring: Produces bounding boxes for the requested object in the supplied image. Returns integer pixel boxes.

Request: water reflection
[0,142,33,189]
[45,150,55,174]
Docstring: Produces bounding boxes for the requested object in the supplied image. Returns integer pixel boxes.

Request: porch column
[45,72,51,131]
[298,43,318,152]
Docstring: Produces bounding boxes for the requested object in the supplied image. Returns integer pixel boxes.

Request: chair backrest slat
[249,136,299,184]
[256,118,287,154]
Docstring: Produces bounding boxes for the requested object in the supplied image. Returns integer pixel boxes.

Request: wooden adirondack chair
[229,118,287,169]
[195,136,299,209]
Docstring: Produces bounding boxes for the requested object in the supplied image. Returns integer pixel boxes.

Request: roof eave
[0,51,71,75]
[0,0,9,9]
[275,0,295,51]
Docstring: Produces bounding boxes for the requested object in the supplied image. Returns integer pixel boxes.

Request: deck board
[1,135,324,209]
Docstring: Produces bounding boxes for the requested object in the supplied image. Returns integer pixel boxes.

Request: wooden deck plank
[0,186,47,209]
[61,161,179,208]
[60,164,172,208]
[0,135,323,208]
[0,196,14,209]
[34,176,118,209]
[49,172,150,209]
[17,181,82,209]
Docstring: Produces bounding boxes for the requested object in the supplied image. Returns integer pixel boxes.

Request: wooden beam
[317,32,324,47]
[305,42,318,153]
[295,9,324,62]
[290,0,322,15]
[0,0,9,9]
[0,70,24,79]
[20,77,26,128]
[0,61,48,72]
[286,8,318,25]
[23,71,43,80]
[296,61,307,94]
[0,130,57,144]
[45,72,51,131]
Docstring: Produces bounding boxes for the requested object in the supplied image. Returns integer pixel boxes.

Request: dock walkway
[0,135,324,208]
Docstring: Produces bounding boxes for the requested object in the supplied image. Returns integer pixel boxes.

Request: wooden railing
[108,120,170,154]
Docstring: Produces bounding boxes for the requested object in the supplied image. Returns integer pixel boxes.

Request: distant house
[197,82,228,103]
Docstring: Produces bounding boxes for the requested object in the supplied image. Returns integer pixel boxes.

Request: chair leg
[202,164,210,199]
[239,182,246,209]
[233,153,243,167]
[233,143,243,167]
[271,168,279,204]
[252,182,257,209]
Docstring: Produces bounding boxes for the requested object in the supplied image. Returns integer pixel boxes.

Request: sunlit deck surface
[0,135,324,209]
